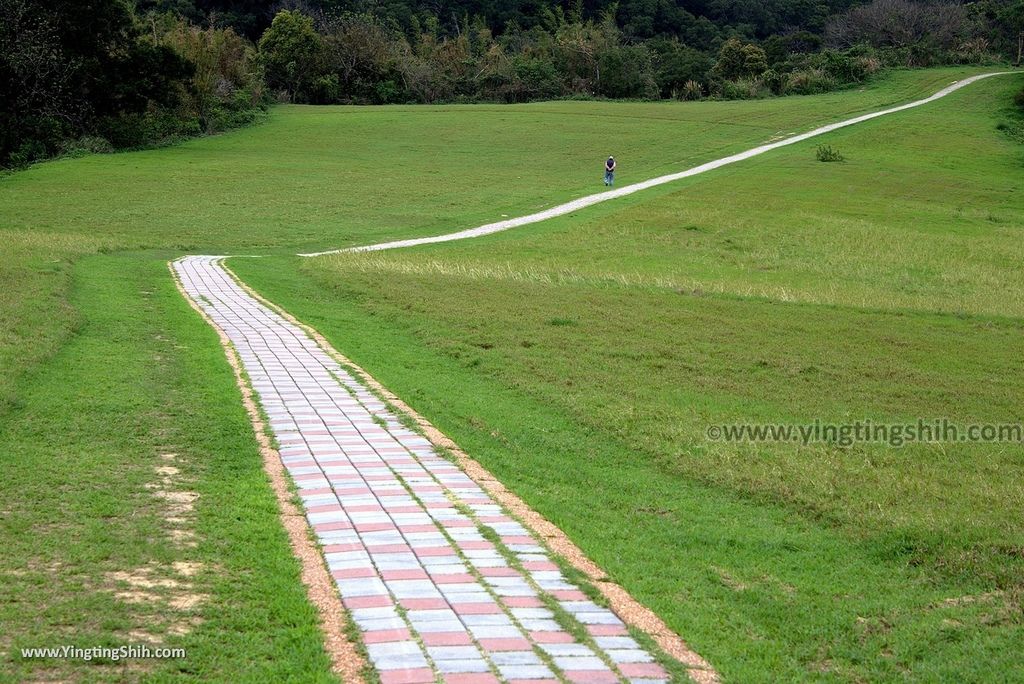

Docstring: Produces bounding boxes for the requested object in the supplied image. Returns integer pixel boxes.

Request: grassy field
[232,71,1024,682]
[0,254,336,683]
[0,65,1018,681]
[0,66,996,415]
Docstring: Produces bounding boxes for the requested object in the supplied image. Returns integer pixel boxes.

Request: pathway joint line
[297,71,1014,257]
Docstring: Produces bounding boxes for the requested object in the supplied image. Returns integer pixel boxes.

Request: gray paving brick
[490,651,543,666]
[594,636,641,650]
[426,646,481,661]
[517,618,562,632]
[607,649,655,663]
[460,614,514,627]
[371,652,431,670]
[551,655,610,671]
[495,664,555,680]
[435,659,491,674]
[574,612,625,625]
[466,624,522,639]
[350,615,407,632]
[539,643,596,658]
[366,641,424,660]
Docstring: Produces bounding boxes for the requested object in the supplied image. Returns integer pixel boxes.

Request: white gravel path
[299,71,1013,257]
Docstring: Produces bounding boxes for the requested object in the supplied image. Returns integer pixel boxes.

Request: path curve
[299,71,1013,257]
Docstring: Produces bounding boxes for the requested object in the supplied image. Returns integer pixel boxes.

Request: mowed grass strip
[0,254,336,683]
[231,74,1024,681]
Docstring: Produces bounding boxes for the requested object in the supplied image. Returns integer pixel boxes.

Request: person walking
[604,155,616,187]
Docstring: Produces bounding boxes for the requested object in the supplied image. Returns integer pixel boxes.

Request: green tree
[649,38,714,97]
[158,18,266,130]
[257,10,325,102]
[995,0,1024,62]
[597,44,658,98]
[0,0,192,165]
[713,37,768,80]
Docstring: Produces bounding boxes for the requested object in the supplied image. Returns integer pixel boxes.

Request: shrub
[158,19,267,132]
[319,14,410,104]
[784,68,838,95]
[715,78,769,100]
[597,45,659,99]
[0,0,193,167]
[713,38,769,81]
[59,136,114,157]
[374,80,403,104]
[761,69,786,95]
[816,144,845,162]
[6,139,48,168]
[511,56,564,101]
[819,50,873,83]
[677,79,703,100]
[763,31,823,65]
[205,105,263,131]
[650,38,714,98]
[97,109,201,149]
[826,0,968,53]
[310,73,340,104]
[882,42,946,67]
[954,38,998,64]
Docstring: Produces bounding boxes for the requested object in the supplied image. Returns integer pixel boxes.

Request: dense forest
[2,0,1022,166]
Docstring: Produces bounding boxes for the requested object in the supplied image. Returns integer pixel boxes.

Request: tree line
[2,0,1022,167]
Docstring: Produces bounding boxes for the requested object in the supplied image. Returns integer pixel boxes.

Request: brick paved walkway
[174,255,671,684]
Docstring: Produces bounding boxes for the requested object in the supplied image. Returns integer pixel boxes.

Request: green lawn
[0,254,335,683]
[0,66,1019,681]
[231,71,1024,682]
[0,66,996,415]
[0,67,995,252]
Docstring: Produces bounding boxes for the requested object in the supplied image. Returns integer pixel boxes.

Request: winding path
[173,71,1015,683]
[299,71,1011,257]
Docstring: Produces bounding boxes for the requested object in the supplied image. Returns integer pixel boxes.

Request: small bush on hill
[713,38,769,81]
[784,69,839,95]
[0,0,194,167]
[675,79,704,100]
[59,136,114,157]
[816,144,845,162]
[158,18,267,133]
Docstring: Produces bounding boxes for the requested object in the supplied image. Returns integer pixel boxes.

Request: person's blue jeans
[604,170,614,186]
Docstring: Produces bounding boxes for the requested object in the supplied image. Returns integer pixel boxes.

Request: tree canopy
[2,0,1022,167]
